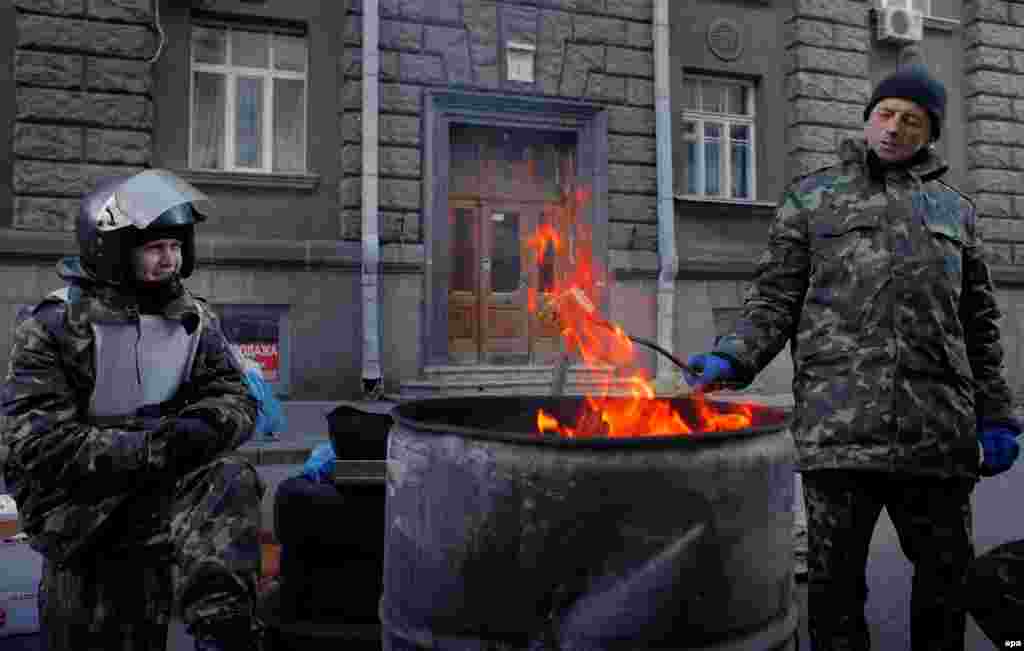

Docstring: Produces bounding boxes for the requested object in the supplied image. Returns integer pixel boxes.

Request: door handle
[481,257,492,272]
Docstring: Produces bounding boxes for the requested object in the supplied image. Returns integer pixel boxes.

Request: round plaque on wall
[707,18,743,61]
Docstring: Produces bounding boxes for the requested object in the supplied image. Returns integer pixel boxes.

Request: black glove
[150,416,220,473]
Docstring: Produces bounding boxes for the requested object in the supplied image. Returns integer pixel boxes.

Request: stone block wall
[964,0,1024,264]
[11,0,155,232]
[339,0,658,249]
[784,0,872,179]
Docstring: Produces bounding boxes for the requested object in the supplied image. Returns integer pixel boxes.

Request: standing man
[1,170,265,650]
[683,63,1020,650]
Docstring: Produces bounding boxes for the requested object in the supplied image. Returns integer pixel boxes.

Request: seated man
[1,170,264,650]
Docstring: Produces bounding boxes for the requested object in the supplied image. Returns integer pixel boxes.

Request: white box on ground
[0,494,42,638]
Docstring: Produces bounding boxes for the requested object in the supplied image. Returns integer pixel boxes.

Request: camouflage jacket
[0,257,256,563]
[714,139,1015,480]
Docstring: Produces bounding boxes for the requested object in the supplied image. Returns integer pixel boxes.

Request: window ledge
[674,195,777,209]
[924,15,959,32]
[173,169,321,191]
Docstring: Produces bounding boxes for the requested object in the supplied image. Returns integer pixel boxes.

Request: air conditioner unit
[876,6,923,44]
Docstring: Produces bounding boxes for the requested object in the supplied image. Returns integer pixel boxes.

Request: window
[190,24,308,173]
[680,76,756,201]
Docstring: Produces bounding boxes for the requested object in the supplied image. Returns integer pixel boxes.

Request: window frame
[680,75,757,202]
[188,24,310,174]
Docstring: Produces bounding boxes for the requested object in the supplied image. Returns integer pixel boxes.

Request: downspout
[653,0,678,391]
[361,0,383,398]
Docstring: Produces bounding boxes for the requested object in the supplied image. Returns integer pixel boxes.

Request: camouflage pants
[38,455,265,651]
[802,470,974,651]
[966,538,1024,646]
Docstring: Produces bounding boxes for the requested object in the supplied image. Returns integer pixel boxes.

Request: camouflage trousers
[38,455,265,651]
[802,470,974,651]
[966,538,1024,646]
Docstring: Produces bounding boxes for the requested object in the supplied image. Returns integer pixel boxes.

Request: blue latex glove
[682,353,735,391]
[241,367,287,438]
[303,442,337,483]
[978,423,1020,477]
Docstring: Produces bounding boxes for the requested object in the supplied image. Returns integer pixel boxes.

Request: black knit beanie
[863,63,947,142]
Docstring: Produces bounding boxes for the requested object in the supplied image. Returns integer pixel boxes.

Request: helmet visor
[95,169,211,234]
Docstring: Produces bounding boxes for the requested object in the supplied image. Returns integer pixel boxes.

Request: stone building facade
[2,0,1024,404]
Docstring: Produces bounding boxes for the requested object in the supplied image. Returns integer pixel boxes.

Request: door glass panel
[490,211,520,293]
[451,207,477,291]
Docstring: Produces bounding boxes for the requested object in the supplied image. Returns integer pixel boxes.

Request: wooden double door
[448,198,561,365]
[446,124,578,365]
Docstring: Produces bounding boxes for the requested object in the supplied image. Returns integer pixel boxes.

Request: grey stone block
[968,144,1015,170]
[586,72,626,102]
[1016,99,1024,121]
[13,196,79,231]
[1015,197,1024,222]
[501,4,538,45]
[986,242,1013,265]
[341,209,361,239]
[608,134,656,164]
[13,124,82,161]
[85,129,150,165]
[609,163,656,194]
[626,21,653,49]
[85,57,151,93]
[1013,3,1024,27]
[1014,149,1024,170]
[786,18,832,49]
[969,169,1024,194]
[788,125,840,153]
[968,120,1024,145]
[87,0,152,23]
[965,0,1009,23]
[13,0,84,14]
[425,25,472,85]
[605,46,653,78]
[381,115,420,146]
[465,1,499,65]
[790,45,868,78]
[966,22,1024,50]
[341,176,361,208]
[382,83,421,114]
[979,217,1024,242]
[833,25,870,52]
[560,43,604,96]
[965,46,1012,73]
[610,221,657,250]
[609,192,656,223]
[1013,52,1024,74]
[966,95,1014,121]
[606,0,652,21]
[974,192,1013,218]
[18,14,155,59]
[15,50,81,88]
[574,14,628,45]
[381,19,423,50]
[17,89,151,129]
[787,71,836,100]
[399,52,445,83]
[790,98,864,129]
[381,211,421,242]
[341,79,361,110]
[834,76,871,103]
[967,70,1024,97]
[608,105,655,135]
[380,146,421,177]
[344,13,362,46]
[342,113,361,143]
[793,0,869,27]
[380,178,421,210]
[342,144,361,175]
[13,160,143,196]
[627,77,653,107]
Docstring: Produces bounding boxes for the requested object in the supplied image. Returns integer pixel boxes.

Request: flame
[525,181,754,438]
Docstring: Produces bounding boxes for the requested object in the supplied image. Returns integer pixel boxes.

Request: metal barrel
[381,396,798,651]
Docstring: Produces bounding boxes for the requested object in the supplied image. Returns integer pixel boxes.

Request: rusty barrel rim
[389,395,790,449]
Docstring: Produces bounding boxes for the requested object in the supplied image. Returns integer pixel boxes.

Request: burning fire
[525,185,754,438]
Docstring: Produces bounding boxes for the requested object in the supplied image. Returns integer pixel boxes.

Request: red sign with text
[239,342,280,382]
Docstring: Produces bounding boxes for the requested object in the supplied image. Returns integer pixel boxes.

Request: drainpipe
[361,0,383,398]
[653,0,678,391]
